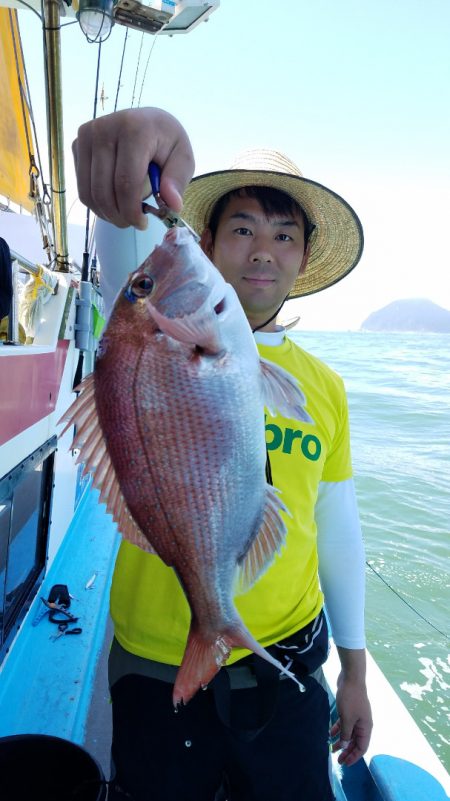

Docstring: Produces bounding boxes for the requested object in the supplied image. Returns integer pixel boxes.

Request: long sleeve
[316,478,366,649]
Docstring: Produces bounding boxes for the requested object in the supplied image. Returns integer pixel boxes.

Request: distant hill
[361,299,450,333]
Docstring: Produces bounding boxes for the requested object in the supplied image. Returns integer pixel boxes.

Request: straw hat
[182,149,364,298]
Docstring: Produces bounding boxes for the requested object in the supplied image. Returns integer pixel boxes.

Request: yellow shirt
[110,336,352,665]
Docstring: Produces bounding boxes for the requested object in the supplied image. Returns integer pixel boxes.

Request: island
[361,299,450,333]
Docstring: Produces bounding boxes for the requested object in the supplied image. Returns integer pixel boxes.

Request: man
[74,108,372,801]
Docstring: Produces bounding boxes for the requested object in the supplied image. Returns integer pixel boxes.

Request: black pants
[108,671,334,801]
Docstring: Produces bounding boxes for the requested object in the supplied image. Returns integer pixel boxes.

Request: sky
[16,0,450,330]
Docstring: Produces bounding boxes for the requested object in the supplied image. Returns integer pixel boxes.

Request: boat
[0,3,449,799]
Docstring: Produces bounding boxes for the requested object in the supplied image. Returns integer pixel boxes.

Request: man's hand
[72,107,195,230]
[330,647,373,766]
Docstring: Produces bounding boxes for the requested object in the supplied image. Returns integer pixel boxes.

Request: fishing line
[80,40,102,281]
[366,560,449,641]
[131,32,144,107]
[114,27,129,111]
[137,32,160,107]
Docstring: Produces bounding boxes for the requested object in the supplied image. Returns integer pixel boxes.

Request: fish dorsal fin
[259,357,313,423]
[235,484,290,594]
[58,376,156,555]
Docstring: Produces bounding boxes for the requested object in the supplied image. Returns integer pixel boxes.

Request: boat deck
[84,614,113,779]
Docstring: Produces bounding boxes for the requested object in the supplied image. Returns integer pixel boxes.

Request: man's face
[201,195,309,331]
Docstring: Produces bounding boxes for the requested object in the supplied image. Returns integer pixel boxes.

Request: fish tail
[172,620,304,707]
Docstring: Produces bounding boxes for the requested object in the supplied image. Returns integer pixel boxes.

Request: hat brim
[182,169,364,298]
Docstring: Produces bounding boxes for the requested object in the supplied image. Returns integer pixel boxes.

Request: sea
[290,330,450,772]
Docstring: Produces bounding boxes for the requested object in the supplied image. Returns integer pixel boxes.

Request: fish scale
[60,226,313,705]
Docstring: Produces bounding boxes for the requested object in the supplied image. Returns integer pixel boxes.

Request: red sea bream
[60,227,313,705]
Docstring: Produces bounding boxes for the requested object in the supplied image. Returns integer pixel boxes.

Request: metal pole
[9,260,19,342]
[9,250,41,276]
[43,0,69,272]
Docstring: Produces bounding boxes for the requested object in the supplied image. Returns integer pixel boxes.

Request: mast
[43,0,69,272]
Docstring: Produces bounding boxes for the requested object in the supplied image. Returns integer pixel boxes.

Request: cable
[366,561,449,641]
[12,0,42,21]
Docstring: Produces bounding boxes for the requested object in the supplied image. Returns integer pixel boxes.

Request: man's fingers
[90,137,126,228]
[159,140,195,213]
[111,108,194,226]
[338,740,362,766]
[74,119,127,228]
[114,136,152,230]
[72,108,195,229]
[331,719,372,766]
[72,132,94,214]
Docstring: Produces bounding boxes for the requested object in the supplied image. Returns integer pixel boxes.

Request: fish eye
[129,275,154,298]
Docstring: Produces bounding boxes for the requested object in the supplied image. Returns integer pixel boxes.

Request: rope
[8,10,34,171]
[40,0,53,199]
[366,560,449,641]
[16,15,47,191]
[9,8,54,264]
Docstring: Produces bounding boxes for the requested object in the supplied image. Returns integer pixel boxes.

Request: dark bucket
[0,734,107,801]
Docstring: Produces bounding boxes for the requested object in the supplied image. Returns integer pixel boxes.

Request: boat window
[0,437,56,661]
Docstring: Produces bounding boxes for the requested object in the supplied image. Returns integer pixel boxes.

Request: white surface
[323,643,450,795]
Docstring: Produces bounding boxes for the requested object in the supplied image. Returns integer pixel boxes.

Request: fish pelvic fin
[235,484,289,594]
[259,357,314,423]
[58,375,156,555]
[173,619,305,707]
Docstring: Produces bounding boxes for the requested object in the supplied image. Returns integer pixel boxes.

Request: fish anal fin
[259,356,313,423]
[173,617,305,706]
[173,624,231,707]
[58,375,156,556]
[236,484,289,593]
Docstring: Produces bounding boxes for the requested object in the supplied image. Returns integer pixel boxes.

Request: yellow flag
[0,9,34,211]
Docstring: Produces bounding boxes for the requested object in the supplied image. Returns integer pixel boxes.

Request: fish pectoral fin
[58,375,156,555]
[259,357,314,423]
[148,302,223,354]
[235,484,289,593]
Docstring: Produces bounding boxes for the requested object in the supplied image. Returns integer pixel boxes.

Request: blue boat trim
[370,755,450,801]
[0,485,120,745]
